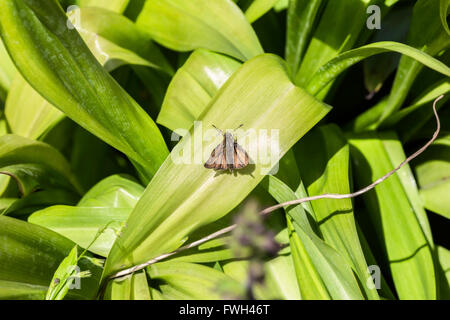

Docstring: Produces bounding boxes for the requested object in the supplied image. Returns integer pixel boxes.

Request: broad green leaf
[0,215,102,300]
[165,186,285,263]
[29,207,130,258]
[5,74,64,140]
[69,7,173,74]
[104,54,330,277]
[244,0,279,23]
[0,38,16,102]
[0,134,81,196]
[348,132,436,299]
[0,280,47,300]
[274,0,288,11]
[285,0,323,77]
[286,217,328,299]
[104,271,151,300]
[306,41,450,97]
[28,175,144,257]
[414,136,450,219]
[76,0,130,13]
[5,6,172,141]
[78,174,144,208]
[222,255,300,300]
[147,261,243,300]
[263,253,301,300]
[136,0,263,61]
[295,0,371,88]
[157,49,241,132]
[0,0,169,182]
[265,176,364,300]
[356,223,396,299]
[295,124,379,299]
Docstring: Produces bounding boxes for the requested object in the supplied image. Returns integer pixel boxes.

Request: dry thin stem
[108,95,444,281]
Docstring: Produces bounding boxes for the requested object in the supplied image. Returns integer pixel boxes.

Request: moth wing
[233,142,249,169]
[204,143,226,169]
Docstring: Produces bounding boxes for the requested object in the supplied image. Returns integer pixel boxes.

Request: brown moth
[204,125,249,171]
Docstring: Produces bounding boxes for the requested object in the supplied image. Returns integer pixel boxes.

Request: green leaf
[295,124,379,299]
[5,6,172,141]
[285,0,323,77]
[306,41,450,97]
[244,0,279,23]
[157,49,241,132]
[0,0,169,182]
[348,132,436,299]
[0,215,102,300]
[0,280,47,300]
[265,176,364,300]
[104,271,151,300]
[294,0,371,88]
[222,254,301,299]
[0,134,81,196]
[69,7,174,74]
[5,74,64,140]
[29,207,130,258]
[136,0,263,61]
[104,54,330,277]
[76,0,130,13]
[274,0,289,11]
[147,261,243,300]
[28,175,144,257]
[0,38,16,102]
[414,136,450,219]
[78,174,144,208]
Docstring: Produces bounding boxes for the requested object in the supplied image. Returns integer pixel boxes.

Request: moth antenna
[234,124,244,130]
[212,124,223,135]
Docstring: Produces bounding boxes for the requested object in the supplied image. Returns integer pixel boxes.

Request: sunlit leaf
[295,124,379,299]
[136,0,263,61]
[104,271,151,300]
[244,0,279,23]
[76,0,130,13]
[0,0,168,182]
[0,215,102,300]
[0,135,81,196]
[148,261,243,300]
[104,54,330,277]
[28,175,144,257]
[348,132,436,299]
[157,49,241,131]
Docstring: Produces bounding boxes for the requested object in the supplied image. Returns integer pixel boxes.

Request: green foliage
[0,0,448,300]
